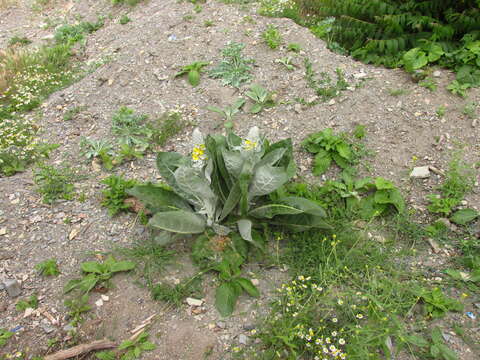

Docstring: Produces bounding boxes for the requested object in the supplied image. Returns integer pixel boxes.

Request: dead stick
[44,339,116,360]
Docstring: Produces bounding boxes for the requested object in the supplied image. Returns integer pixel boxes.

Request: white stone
[410,166,430,178]
[186,297,203,307]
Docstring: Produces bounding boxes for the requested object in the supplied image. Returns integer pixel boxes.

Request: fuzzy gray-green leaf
[149,210,206,234]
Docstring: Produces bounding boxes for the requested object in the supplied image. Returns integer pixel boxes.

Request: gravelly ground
[0,0,479,359]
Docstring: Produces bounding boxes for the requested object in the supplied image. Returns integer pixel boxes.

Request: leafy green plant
[245,84,275,113]
[207,98,245,129]
[79,137,115,169]
[419,77,437,91]
[301,128,355,175]
[35,259,60,276]
[209,42,254,87]
[449,208,479,225]
[389,88,409,96]
[117,331,156,359]
[436,105,446,118]
[63,105,86,121]
[34,163,76,204]
[447,80,470,97]
[429,327,459,360]
[64,294,91,326]
[64,256,135,294]
[274,56,294,70]
[304,58,348,101]
[414,287,463,318]
[287,42,301,52]
[262,24,282,49]
[204,20,214,27]
[128,127,330,314]
[54,19,104,45]
[101,175,138,216]
[8,36,32,47]
[16,294,39,311]
[148,111,186,147]
[119,15,131,24]
[175,61,210,87]
[462,102,477,119]
[151,276,202,307]
[0,329,13,347]
[427,155,474,216]
[111,106,152,152]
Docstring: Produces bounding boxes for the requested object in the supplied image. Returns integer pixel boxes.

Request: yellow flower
[243,139,257,150]
[191,144,206,161]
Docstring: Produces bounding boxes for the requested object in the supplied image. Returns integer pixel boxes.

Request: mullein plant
[128,127,330,315]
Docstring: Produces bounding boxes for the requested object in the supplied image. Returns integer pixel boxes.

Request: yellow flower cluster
[242,139,257,151]
[191,144,207,162]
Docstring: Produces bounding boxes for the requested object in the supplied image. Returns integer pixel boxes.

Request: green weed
[209,42,254,87]
[262,24,282,49]
[34,163,77,204]
[119,15,131,25]
[462,102,477,119]
[414,287,463,318]
[16,294,39,311]
[207,98,245,129]
[304,58,348,101]
[151,276,203,307]
[64,294,91,326]
[389,88,409,96]
[35,259,60,276]
[175,61,210,87]
[287,42,301,52]
[148,111,187,146]
[8,36,32,47]
[117,331,156,359]
[419,77,437,91]
[0,329,13,347]
[63,105,86,121]
[54,19,104,45]
[204,20,214,27]
[274,56,294,70]
[245,84,275,113]
[64,255,135,294]
[436,105,446,118]
[101,175,138,216]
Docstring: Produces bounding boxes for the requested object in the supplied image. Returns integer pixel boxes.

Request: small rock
[40,319,55,334]
[216,321,226,329]
[0,227,6,236]
[63,324,75,332]
[472,119,478,128]
[101,295,109,301]
[327,99,336,106]
[238,334,248,345]
[42,34,54,40]
[293,104,302,113]
[251,279,259,286]
[186,297,203,307]
[3,279,22,297]
[427,238,441,254]
[433,70,441,78]
[95,299,103,307]
[243,324,256,331]
[353,72,367,79]
[410,166,430,179]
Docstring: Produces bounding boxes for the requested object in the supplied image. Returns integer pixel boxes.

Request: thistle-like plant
[174,61,210,87]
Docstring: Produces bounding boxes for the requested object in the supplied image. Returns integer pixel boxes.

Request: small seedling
[447,80,470,98]
[80,138,114,161]
[34,164,76,204]
[64,256,135,294]
[119,15,131,24]
[35,259,60,276]
[148,111,186,146]
[245,84,275,113]
[63,105,86,121]
[353,124,366,139]
[193,4,202,12]
[462,102,477,119]
[16,295,39,311]
[287,43,301,52]
[111,106,151,151]
[207,98,245,129]
[419,77,437,91]
[101,175,138,216]
[151,276,202,307]
[304,58,348,101]
[175,61,210,87]
[117,331,156,358]
[204,20,214,27]
[262,24,282,49]
[389,88,409,96]
[429,327,459,360]
[0,329,13,347]
[436,105,446,118]
[64,294,91,326]
[275,57,294,71]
